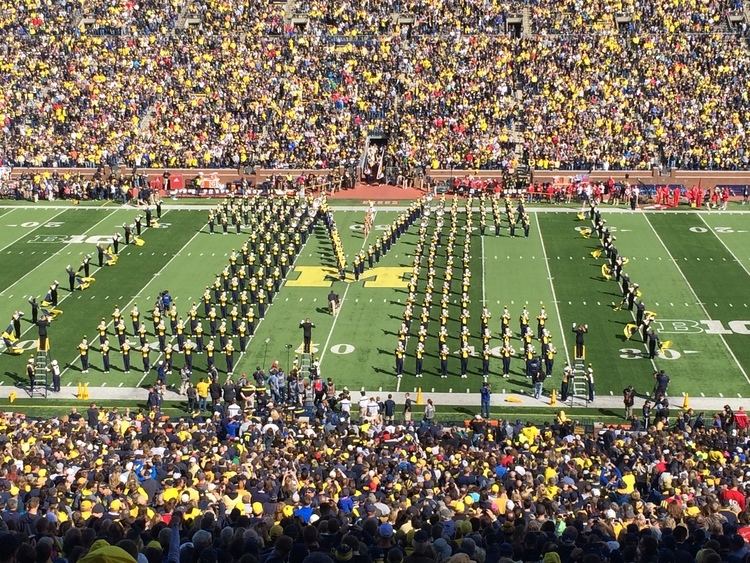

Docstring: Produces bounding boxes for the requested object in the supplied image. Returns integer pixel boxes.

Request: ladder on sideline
[31,350,49,398]
[299,352,312,380]
[569,345,588,407]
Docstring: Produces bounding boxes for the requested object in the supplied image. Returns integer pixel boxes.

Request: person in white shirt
[339,394,351,418]
[367,397,380,423]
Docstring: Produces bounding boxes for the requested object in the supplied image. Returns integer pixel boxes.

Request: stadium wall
[8,167,750,190]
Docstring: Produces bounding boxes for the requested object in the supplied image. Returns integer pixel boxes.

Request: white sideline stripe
[597,217,656,369]
[59,210,189,378]
[1,209,120,296]
[231,225,316,373]
[698,214,750,279]
[0,209,67,254]
[319,212,377,368]
[13,210,169,344]
[535,214,570,366]
[480,234,486,306]
[642,212,750,385]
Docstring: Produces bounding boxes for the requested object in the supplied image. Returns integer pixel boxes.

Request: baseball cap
[378,523,394,538]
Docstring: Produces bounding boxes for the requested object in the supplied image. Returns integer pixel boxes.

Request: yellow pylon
[9,391,16,404]
[77,382,83,399]
[550,389,557,406]
[682,393,690,411]
[83,383,90,400]
[416,387,424,405]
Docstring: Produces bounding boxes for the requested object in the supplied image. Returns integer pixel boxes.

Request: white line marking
[1,209,119,296]
[319,211,377,367]
[699,214,750,279]
[481,234,486,306]
[0,209,66,254]
[535,214,570,365]
[56,210,183,379]
[643,213,750,384]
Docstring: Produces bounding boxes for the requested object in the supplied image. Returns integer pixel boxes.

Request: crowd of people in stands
[1,0,749,172]
[1,384,750,563]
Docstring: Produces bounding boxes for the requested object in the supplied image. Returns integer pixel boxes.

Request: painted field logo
[651,319,750,335]
[286,266,411,288]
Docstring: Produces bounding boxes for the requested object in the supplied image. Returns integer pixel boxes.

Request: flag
[624,323,638,339]
[601,264,612,280]
[590,248,602,258]
[576,212,585,221]
[376,147,385,181]
[580,228,592,238]
[134,236,145,247]
[659,340,673,350]
[1,331,16,343]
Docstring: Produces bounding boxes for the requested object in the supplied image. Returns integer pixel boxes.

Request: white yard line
[480,234,486,306]
[534,213,571,366]
[319,211,378,368]
[231,225,316,372]
[14,211,169,343]
[591,218,657,370]
[59,210,192,378]
[1,209,120,296]
[0,209,67,254]
[698,214,750,279]
[642,213,750,384]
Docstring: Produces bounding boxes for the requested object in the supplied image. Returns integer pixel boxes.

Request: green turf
[2,203,750,403]
[645,212,750,394]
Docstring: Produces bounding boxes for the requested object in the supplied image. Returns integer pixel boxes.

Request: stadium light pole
[262,337,271,368]
[285,344,293,373]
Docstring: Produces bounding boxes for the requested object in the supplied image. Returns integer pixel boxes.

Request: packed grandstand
[1,0,750,172]
[3,1,750,562]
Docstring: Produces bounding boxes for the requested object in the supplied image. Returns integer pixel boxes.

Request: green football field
[0,200,749,404]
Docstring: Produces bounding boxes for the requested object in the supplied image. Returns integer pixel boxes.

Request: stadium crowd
[1,0,749,172]
[1,388,750,563]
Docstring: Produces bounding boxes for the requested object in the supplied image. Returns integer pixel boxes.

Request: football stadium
[1,0,750,560]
